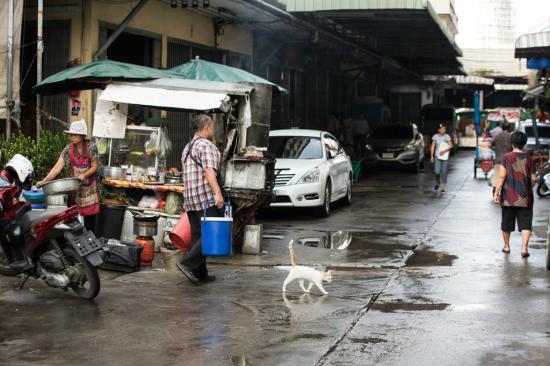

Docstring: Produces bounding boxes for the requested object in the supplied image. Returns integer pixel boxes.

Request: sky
[455,0,550,49]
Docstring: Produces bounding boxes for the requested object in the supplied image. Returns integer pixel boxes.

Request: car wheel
[343,176,352,206]
[317,180,331,218]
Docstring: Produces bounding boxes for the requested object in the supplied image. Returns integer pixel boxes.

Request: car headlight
[297,167,320,184]
[365,144,374,151]
[404,142,416,151]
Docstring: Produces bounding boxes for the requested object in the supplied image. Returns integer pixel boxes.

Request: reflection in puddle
[230,356,253,366]
[296,231,353,250]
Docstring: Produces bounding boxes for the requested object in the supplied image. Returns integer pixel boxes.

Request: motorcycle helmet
[5,154,34,188]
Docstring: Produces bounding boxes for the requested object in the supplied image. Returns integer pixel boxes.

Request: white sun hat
[64,119,88,136]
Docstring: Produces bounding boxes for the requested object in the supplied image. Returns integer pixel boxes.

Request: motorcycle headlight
[297,167,320,184]
[365,144,374,151]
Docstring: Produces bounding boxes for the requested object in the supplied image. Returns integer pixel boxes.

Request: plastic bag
[144,132,160,155]
[96,138,109,155]
[157,128,172,159]
[164,191,181,215]
[138,194,159,209]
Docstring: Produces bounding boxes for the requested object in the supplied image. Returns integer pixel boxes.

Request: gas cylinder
[134,236,155,265]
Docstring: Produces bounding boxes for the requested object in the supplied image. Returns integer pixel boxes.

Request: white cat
[281,240,333,295]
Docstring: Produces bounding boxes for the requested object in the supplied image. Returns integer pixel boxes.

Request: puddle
[348,337,387,344]
[372,299,450,313]
[273,230,413,251]
[406,247,457,267]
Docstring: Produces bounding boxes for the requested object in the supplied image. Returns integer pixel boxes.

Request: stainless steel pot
[103,166,125,180]
[41,178,80,195]
[46,194,68,206]
[133,220,158,236]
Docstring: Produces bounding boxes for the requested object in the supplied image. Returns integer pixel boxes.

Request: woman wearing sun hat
[38,119,100,230]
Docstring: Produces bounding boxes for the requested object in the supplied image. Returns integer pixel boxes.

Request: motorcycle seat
[21,208,67,233]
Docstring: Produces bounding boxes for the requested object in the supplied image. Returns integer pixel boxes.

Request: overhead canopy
[515,31,550,58]
[33,60,178,95]
[280,0,464,75]
[170,59,287,93]
[100,78,254,110]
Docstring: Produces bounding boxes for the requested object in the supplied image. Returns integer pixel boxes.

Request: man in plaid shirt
[177,114,224,285]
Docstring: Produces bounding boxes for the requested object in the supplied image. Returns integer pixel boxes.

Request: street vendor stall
[96,77,279,242]
[33,58,285,262]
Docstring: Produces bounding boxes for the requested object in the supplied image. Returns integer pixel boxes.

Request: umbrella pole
[36,0,43,139]
[6,0,14,138]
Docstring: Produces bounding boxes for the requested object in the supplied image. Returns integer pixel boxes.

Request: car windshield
[269,136,323,159]
[525,126,550,138]
[372,126,413,139]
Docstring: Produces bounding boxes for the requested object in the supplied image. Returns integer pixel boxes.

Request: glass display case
[107,126,165,181]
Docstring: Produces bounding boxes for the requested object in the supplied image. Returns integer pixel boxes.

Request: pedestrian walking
[490,122,503,138]
[430,124,453,193]
[490,122,512,193]
[38,119,100,230]
[177,114,224,285]
[493,131,537,257]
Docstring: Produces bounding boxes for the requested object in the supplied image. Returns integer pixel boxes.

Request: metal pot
[103,166,125,180]
[41,178,80,195]
[166,176,181,184]
[133,219,158,236]
[46,194,68,206]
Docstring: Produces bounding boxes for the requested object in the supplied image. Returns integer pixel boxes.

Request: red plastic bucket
[169,212,192,251]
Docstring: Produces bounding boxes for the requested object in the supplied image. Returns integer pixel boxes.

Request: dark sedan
[363,124,425,173]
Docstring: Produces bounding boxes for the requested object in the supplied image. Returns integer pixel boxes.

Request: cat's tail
[289,240,297,266]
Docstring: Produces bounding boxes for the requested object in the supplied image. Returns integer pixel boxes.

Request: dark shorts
[501,207,533,232]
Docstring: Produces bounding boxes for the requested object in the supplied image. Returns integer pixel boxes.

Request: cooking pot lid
[130,210,160,221]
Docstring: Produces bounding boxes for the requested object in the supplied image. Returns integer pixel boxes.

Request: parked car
[517,121,550,152]
[363,123,425,172]
[268,129,353,217]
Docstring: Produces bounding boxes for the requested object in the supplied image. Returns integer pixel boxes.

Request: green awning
[170,59,287,93]
[33,60,178,95]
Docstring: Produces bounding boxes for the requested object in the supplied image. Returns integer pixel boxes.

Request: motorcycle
[0,189,104,300]
[536,160,550,198]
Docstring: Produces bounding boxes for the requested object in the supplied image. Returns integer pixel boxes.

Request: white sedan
[268,129,353,217]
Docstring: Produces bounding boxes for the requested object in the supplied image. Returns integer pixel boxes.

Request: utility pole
[6,0,14,138]
[36,0,43,139]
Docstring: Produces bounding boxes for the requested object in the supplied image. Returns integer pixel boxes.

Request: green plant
[100,184,130,205]
[0,130,68,181]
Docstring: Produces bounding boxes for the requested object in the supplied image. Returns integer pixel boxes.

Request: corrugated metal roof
[280,0,461,56]
[515,31,550,58]
[278,0,463,75]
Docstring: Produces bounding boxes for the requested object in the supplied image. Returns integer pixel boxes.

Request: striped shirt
[182,135,220,211]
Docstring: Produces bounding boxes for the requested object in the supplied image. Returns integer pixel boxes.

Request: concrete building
[9,0,463,162]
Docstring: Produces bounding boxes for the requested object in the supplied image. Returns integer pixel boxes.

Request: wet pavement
[1,151,549,365]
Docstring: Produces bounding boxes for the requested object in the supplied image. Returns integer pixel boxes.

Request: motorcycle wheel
[537,182,550,198]
[63,247,100,300]
[0,247,19,277]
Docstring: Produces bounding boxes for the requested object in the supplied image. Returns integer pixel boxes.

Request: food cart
[32,59,285,252]
[95,77,279,249]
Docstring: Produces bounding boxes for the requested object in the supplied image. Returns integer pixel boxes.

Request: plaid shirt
[182,135,221,211]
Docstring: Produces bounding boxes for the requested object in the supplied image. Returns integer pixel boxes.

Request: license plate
[382,153,394,159]
[65,231,102,257]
